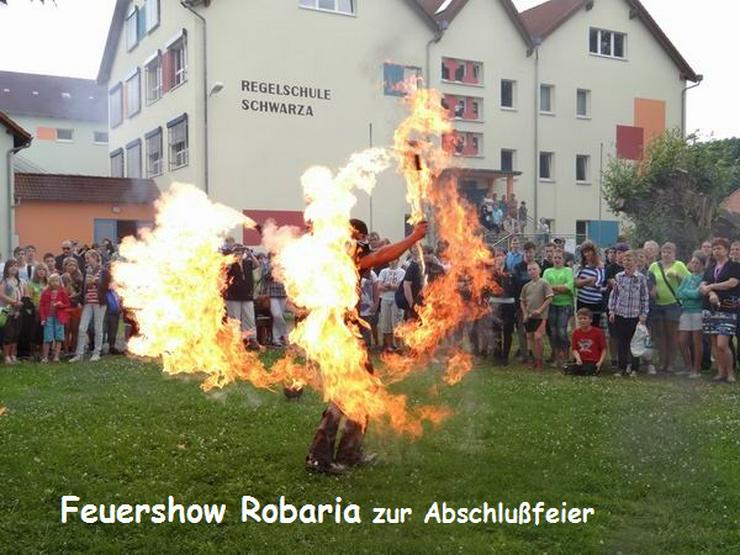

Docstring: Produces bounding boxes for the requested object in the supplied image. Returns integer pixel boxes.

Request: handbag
[0,307,8,328]
[657,263,682,307]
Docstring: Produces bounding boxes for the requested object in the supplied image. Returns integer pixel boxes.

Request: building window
[441,57,482,85]
[383,63,422,97]
[500,149,515,172]
[164,32,187,91]
[109,84,123,128]
[126,139,142,179]
[577,89,590,117]
[126,5,138,51]
[145,52,162,104]
[540,84,554,113]
[167,114,189,170]
[576,155,590,182]
[145,127,163,177]
[501,79,516,109]
[589,28,627,59]
[56,128,73,142]
[443,131,482,157]
[110,149,124,178]
[145,0,160,33]
[442,94,483,121]
[93,131,109,144]
[539,152,554,180]
[126,68,141,117]
[299,0,355,15]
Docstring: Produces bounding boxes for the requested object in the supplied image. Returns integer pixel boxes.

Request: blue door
[587,220,619,246]
[94,219,118,245]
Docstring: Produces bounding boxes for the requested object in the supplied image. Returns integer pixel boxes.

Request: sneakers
[90,354,101,362]
[687,372,701,380]
[52,356,60,363]
[647,364,657,375]
[69,355,83,363]
[305,457,346,475]
[40,358,49,364]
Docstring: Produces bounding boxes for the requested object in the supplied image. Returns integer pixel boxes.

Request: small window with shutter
[167,114,189,170]
[146,127,163,177]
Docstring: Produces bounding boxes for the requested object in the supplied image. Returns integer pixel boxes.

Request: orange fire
[113,84,495,437]
[383,87,500,381]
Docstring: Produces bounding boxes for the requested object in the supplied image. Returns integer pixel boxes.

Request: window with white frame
[93,131,109,144]
[540,84,554,113]
[299,0,355,15]
[109,84,123,128]
[126,5,138,51]
[145,127,163,177]
[167,114,189,170]
[576,155,590,182]
[168,35,187,89]
[577,89,590,117]
[125,69,141,117]
[441,57,482,85]
[145,53,162,104]
[501,79,516,109]
[383,63,422,96]
[500,149,516,172]
[126,139,142,179]
[110,149,124,178]
[56,128,73,142]
[145,0,160,32]
[589,28,626,59]
[539,152,554,180]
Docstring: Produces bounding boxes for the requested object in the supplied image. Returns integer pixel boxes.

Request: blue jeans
[549,305,573,350]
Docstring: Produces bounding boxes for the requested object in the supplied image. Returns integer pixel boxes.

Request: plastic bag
[630,323,654,360]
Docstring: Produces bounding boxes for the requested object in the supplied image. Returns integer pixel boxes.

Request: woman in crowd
[262,253,289,347]
[377,258,405,352]
[0,260,24,364]
[677,251,706,379]
[543,250,574,366]
[70,250,110,362]
[575,241,605,327]
[649,242,689,374]
[700,238,739,383]
[26,262,49,360]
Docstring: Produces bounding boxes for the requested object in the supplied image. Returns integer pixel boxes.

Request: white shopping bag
[630,323,653,360]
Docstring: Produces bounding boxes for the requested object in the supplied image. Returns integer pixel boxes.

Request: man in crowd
[513,241,539,361]
[222,241,260,349]
[604,242,628,368]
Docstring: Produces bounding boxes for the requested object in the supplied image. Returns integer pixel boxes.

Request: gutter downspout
[6,142,31,258]
[533,40,541,227]
[180,0,209,196]
[681,74,703,137]
[425,24,445,87]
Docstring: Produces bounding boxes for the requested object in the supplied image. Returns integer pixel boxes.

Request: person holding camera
[222,242,259,349]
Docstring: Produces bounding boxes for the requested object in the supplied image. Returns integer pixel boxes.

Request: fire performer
[305,218,428,474]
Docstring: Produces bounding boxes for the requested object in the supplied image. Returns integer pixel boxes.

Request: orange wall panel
[15,201,156,255]
[36,126,56,141]
[634,98,666,144]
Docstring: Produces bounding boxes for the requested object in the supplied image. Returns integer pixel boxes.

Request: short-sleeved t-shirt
[404,261,423,305]
[571,326,606,363]
[702,260,740,312]
[649,260,690,306]
[520,278,554,320]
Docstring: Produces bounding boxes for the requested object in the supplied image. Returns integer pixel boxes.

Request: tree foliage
[603,131,740,255]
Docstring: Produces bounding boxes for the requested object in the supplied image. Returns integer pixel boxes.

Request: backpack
[395,280,409,310]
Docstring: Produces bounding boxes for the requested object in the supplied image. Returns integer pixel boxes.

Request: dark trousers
[614,316,640,372]
[493,304,516,362]
[307,359,373,466]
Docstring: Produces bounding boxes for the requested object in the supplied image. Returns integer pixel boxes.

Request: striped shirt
[608,271,649,318]
[576,265,605,305]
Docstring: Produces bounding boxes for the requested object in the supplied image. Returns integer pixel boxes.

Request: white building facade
[98,0,699,244]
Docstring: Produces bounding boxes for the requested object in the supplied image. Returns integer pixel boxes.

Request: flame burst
[383,87,500,382]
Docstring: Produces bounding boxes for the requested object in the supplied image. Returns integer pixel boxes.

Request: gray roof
[0,71,108,123]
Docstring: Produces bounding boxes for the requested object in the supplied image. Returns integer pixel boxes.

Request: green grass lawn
[0,356,738,553]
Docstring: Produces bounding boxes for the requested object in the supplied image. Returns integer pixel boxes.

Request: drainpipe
[180,0,209,196]
[6,142,31,259]
[533,39,541,228]
[425,22,446,86]
[681,74,703,137]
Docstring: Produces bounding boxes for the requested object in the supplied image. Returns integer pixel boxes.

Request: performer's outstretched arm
[358,222,428,270]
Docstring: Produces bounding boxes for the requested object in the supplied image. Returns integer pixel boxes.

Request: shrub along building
[97,0,699,245]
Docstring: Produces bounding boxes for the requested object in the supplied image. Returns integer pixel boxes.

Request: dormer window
[589,28,626,59]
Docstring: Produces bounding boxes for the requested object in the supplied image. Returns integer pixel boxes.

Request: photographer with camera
[222,240,260,350]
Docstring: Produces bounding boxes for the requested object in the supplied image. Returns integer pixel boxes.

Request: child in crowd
[520,261,553,369]
[677,251,706,379]
[27,262,49,360]
[608,250,649,376]
[39,274,70,363]
[568,307,606,375]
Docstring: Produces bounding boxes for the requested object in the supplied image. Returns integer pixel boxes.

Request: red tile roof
[15,173,160,204]
[519,0,699,81]
[0,111,32,148]
[0,71,107,123]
